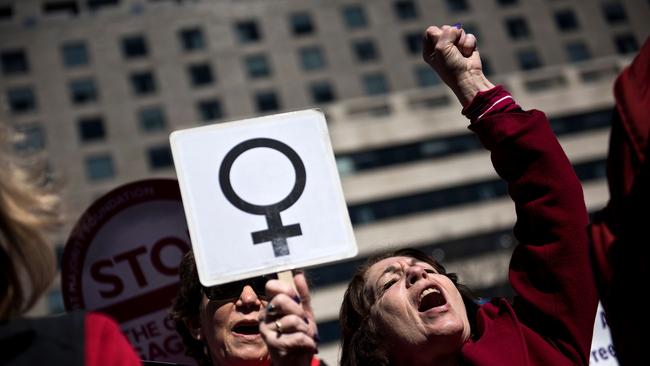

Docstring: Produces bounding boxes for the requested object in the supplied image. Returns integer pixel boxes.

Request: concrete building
[1,0,648,364]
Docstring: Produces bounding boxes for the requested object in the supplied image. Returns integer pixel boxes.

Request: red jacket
[589,37,650,365]
[459,87,598,365]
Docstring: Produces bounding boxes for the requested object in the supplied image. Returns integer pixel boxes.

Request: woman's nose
[406,266,428,287]
[237,285,262,308]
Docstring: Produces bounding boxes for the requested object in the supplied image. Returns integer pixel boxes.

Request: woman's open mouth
[418,286,448,312]
[232,320,261,336]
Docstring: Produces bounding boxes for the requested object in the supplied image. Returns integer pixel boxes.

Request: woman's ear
[185,318,202,341]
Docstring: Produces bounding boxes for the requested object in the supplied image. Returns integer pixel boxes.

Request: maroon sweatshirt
[458,86,598,365]
[589,37,650,365]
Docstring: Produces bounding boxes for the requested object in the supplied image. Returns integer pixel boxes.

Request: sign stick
[277,270,297,294]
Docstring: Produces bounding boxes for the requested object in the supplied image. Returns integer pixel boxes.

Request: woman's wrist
[452,71,495,107]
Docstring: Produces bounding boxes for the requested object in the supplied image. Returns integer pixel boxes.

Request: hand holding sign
[170,109,357,287]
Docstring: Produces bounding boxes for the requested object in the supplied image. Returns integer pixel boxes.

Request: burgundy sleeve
[467,87,598,364]
[85,312,142,366]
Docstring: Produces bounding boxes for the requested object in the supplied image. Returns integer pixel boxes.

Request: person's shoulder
[85,312,142,366]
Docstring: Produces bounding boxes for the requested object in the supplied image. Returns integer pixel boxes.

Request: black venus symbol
[219,138,306,257]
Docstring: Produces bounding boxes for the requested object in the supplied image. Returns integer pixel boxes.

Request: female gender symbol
[218,138,306,257]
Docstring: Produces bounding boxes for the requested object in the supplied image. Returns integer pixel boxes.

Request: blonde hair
[0,125,61,320]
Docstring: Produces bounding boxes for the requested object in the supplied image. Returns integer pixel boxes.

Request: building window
[342,5,367,29]
[179,27,205,51]
[614,33,638,55]
[517,49,542,70]
[290,12,315,36]
[78,116,106,143]
[309,81,336,104]
[601,1,627,24]
[197,99,223,122]
[243,54,272,79]
[394,0,418,20]
[352,39,380,63]
[414,65,440,87]
[88,0,120,11]
[0,5,13,20]
[69,79,98,104]
[404,32,422,55]
[362,73,389,95]
[188,63,214,87]
[7,87,37,114]
[130,71,156,95]
[235,20,261,44]
[255,91,281,112]
[14,124,46,153]
[505,17,531,40]
[1,49,29,75]
[496,0,518,7]
[138,106,166,132]
[43,1,79,16]
[554,9,579,32]
[298,46,326,71]
[61,41,89,67]
[445,0,470,13]
[85,154,115,181]
[147,145,173,170]
[565,41,591,62]
[121,35,148,59]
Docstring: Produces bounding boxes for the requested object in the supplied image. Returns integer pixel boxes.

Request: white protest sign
[590,302,618,366]
[170,109,357,286]
[61,179,194,364]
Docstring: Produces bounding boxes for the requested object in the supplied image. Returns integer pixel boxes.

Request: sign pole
[277,270,297,294]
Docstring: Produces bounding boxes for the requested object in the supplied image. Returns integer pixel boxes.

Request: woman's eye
[425,269,436,274]
[383,279,397,290]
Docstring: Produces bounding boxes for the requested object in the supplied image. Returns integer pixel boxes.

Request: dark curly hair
[170,251,212,366]
[339,248,479,366]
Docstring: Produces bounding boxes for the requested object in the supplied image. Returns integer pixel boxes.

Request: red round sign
[61,179,193,364]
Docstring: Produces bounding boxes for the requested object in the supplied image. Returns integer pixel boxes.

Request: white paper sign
[170,109,357,286]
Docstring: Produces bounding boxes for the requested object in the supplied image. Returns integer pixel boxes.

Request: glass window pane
[235,20,261,43]
[7,87,37,113]
[309,81,336,104]
[505,17,531,40]
[1,49,29,75]
[414,66,441,88]
[602,1,627,24]
[565,41,591,62]
[496,0,518,7]
[147,145,174,170]
[255,91,280,112]
[78,116,106,143]
[352,39,379,62]
[69,78,98,104]
[517,49,542,70]
[130,71,156,95]
[394,0,418,20]
[554,9,579,32]
[299,46,325,71]
[197,99,224,122]
[188,63,214,87]
[614,33,638,55]
[14,124,46,153]
[121,35,148,59]
[342,5,367,29]
[244,54,271,78]
[179,27,205,51]
[61,41,89,67]
[446,0,470,13]
[138,106,166,132]
[363,73,389,95]
[85,154,115,181]
[290,12,315,36]
[404,32,422,55]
